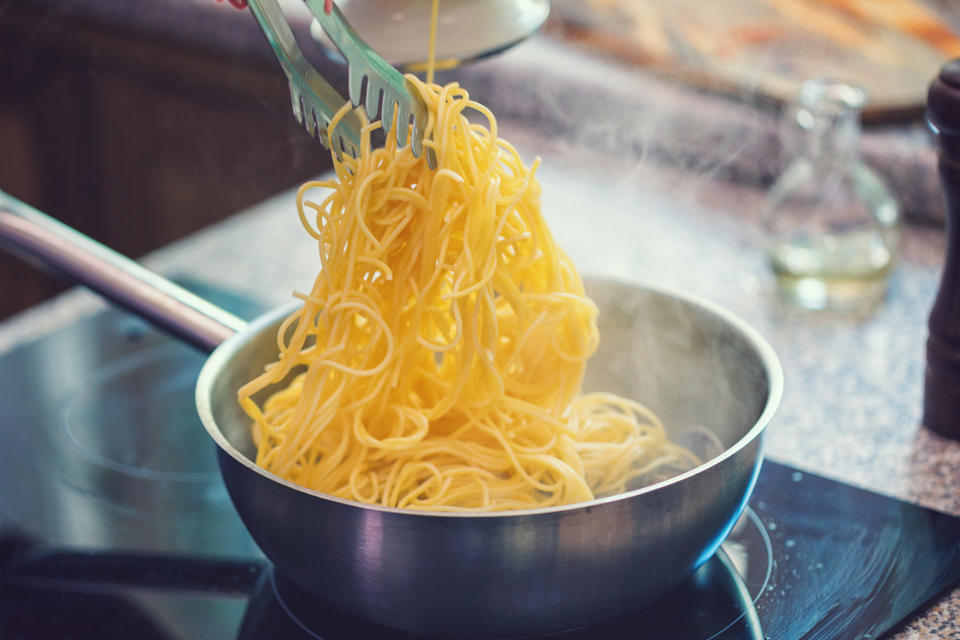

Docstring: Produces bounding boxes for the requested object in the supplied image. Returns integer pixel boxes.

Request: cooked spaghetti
[237,77,698,512]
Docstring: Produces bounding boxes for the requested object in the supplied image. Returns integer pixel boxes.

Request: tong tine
[306,0,433,167]
[247,0,362,161]
[363,74,385,122]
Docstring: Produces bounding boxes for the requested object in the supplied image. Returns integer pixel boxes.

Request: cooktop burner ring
[704,506,773,639]
[269,568,326,640]
[55,343,217,483]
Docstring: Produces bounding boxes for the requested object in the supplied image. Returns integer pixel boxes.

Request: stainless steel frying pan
[0,191,782,637]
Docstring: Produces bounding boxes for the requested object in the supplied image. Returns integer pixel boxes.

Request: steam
[581,279,770,461]
[454,37,781,209]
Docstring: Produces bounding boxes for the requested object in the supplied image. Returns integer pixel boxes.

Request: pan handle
[0,191,247,353]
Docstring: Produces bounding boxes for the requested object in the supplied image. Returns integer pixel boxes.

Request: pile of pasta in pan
[237,77,698,512]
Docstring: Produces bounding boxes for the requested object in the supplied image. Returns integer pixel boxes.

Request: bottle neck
[793,107,861,174]
[784,80,866,174]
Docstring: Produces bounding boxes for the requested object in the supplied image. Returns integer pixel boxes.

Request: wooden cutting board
[550,0,960,120]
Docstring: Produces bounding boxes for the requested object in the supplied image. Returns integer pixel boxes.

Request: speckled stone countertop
[3,40,960,640]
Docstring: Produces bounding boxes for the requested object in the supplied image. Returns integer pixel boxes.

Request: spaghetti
[237,76,698,511]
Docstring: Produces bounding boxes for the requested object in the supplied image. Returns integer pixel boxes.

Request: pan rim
[196,275,783,519]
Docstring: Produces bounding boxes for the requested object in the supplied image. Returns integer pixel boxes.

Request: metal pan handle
[0,191,247,353]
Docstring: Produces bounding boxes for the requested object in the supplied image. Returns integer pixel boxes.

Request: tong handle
[308,0,403,92]
[247,0,362,157]
[307,0,431,162]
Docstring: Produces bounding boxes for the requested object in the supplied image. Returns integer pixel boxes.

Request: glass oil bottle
[765,80,900,311]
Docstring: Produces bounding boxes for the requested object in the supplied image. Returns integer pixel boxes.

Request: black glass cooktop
[1,285,959,640]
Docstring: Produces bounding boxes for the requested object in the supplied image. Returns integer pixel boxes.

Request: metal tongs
[247,0,430,163]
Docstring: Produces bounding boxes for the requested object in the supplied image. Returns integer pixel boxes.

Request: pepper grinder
[924,59,960,440]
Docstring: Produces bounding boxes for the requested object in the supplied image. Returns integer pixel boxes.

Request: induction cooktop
[1,283,958,640]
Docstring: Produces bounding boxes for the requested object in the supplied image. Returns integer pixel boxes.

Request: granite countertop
[2,31,959,640]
